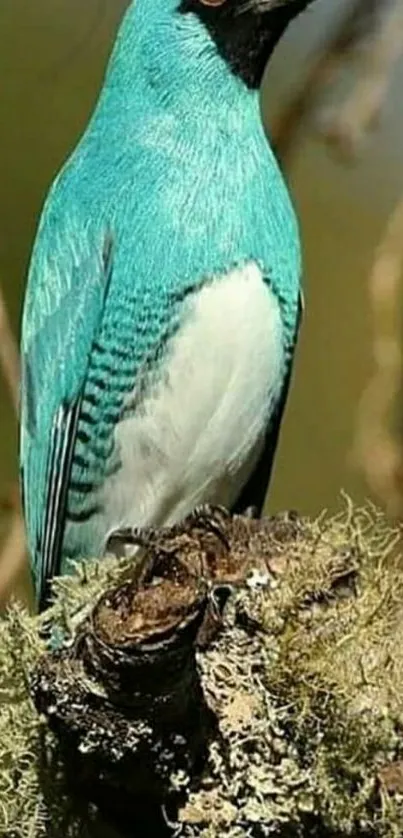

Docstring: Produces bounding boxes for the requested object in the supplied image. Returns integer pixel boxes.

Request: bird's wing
[232,289,303,516]
[20,220,114,606]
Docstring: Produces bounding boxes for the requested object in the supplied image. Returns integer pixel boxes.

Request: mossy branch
[2,502,403,837]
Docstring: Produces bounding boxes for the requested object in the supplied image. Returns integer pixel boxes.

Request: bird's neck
[95,0,265,142]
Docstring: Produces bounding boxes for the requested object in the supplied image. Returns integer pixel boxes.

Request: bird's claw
[105,525,157,557]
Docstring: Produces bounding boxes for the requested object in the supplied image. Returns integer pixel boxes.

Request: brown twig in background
[0,511,27,609]
[0,279,27,607]
[272,0,399,164]
[351,196,403,519]
[0,280,20,415]
[319,0,403,159]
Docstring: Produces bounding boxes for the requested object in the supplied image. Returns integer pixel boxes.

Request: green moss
[1,504,403,837]
[0,555,133,838]
[0,602,45,837]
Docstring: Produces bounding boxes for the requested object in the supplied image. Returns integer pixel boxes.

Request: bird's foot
[183,504,231,549]
[105,524,158,558]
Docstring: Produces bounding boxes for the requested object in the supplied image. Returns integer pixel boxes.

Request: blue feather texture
[20,0,302,606]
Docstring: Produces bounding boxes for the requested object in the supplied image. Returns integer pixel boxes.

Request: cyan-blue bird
[20,0,312,610]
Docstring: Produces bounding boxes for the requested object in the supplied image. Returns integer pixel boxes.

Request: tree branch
[272,0,402,163]
[0,279,20,415]
[1,505,403,837]
[319,0,403,159]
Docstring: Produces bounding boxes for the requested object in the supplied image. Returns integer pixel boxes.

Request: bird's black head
[180,0,314,88]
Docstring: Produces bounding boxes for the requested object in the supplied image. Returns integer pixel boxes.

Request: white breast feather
[100,262,284,538]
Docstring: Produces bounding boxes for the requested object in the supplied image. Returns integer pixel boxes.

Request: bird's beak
[255,0,315,14]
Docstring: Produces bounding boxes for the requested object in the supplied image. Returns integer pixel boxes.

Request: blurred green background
[0,0,402,524]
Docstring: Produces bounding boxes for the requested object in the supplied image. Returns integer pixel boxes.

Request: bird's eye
[199,0,227,7]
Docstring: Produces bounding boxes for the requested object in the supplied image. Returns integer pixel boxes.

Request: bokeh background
[1,0,402,604]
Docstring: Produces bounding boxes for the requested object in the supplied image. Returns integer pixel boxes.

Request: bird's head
[179,0,315,88]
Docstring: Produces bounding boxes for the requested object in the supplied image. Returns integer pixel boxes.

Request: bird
[20,0,313,611]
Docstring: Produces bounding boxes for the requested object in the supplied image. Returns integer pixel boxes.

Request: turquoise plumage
[20,0,310,609]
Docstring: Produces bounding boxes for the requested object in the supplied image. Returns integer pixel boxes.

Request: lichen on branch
[1,502,403,837]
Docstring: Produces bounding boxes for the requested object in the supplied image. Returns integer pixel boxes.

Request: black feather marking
[72,453,91,469]
[79,410,97,425]
[98,408,122,423]
[92,341,107,355]
[68,479,96,493]
[93,341,130,362]
[87,374,107,391]
[89,362,134,380]
[21,353,38,438]
[66,503,102,523]
[82,392,99,408]
[102,230,114,276]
